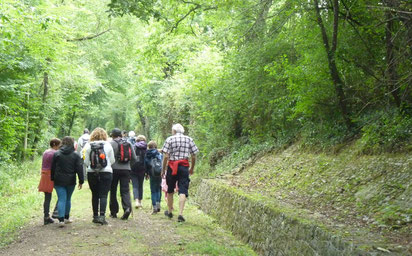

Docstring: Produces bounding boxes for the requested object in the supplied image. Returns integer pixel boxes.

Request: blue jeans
[54,185,75,220]
[150,177,162,206]
[130,172,144,200]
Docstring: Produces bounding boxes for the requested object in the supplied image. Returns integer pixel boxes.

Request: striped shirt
[162,133,199,161]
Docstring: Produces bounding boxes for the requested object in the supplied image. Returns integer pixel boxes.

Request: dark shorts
[166,165,190,197]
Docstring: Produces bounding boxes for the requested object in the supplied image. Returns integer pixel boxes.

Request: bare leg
[179,194,186,216]
[167,192,174,213]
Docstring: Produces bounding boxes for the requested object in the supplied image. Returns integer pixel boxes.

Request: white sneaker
[64,219,73,224]
[58,221,65,228]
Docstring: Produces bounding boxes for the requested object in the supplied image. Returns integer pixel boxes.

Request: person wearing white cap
[128,131,136,145]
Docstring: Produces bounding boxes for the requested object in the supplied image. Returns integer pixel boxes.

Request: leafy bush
[0,158,42,247]
[204,140,274,177]
[359,110,412,153]
[299,118,350,151]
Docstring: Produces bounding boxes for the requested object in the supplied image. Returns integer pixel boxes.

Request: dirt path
[0,183,255,256]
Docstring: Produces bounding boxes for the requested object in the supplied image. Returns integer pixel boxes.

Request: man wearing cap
[161,123,199,222]
[109,128,137,220]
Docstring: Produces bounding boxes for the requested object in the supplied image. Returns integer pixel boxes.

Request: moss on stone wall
[195,180,407,256]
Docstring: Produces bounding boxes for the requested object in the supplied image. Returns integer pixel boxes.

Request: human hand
[189,167,194,175]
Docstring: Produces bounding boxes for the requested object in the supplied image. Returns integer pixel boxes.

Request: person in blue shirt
[145,141,163,214]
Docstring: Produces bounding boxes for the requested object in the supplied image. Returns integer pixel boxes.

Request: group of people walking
[38,124,198,227]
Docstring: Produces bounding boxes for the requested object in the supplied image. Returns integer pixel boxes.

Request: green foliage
[1,0,411,163]
[197,140,275,178]
[358,109,412,154]
[0,158,43,247]
[108,0,159,21]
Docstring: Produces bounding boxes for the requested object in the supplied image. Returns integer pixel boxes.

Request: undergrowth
[196,140,275,178]
[0,158,43,247]
[220,144,412,235]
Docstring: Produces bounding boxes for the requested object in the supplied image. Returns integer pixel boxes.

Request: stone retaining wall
[195,179,395,256]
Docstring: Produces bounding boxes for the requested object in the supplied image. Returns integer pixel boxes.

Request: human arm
[50,153,57,181]
[75,154,84,186]
[130,142,137,166]
[83,144,90,167]
[189,138,198,175]
[144,154,149,176]
[108,143,116,165]
[161,153,169,177]
[189,154,196,175]
[76,138,82,154]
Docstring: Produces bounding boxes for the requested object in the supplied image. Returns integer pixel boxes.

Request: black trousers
[43,192,52,218]
[110,169,132,214]
[88,172,113,216]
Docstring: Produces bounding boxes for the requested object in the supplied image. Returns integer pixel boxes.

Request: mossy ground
[215,143,412,252]
[0,159,256,256]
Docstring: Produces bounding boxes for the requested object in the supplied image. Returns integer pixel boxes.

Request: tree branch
[331,0,339,54]
[170,3,217,33]
[67,29,111,42]
[171,5,201,32]
[313,0,330,52]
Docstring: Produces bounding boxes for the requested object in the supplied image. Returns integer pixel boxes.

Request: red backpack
[115,139,132,163]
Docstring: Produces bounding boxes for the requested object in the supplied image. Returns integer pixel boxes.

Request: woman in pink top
[38,138,61,225]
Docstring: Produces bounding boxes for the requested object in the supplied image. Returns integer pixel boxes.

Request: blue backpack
[148,156,162,177]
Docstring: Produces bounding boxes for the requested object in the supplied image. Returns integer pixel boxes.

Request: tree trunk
[42,71,49,102]
[67,111,76,136]
[136,101,150,138]
[247,0,273,40]
[31,71,49,159]
[313,0,352,129]
[23,91,30,160]
[384,0,402,108]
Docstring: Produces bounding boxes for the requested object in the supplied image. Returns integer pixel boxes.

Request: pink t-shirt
[42,149,57,170]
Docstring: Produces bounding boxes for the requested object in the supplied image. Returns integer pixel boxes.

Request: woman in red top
[38,138,61,225]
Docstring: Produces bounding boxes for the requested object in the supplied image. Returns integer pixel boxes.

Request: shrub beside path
[0,182,256,256]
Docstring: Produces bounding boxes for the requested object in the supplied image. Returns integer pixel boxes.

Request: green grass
[221,143,412,238]
[0,158,46,247]
[0,158,257,255]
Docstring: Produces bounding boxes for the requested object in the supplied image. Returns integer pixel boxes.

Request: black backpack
[115,139,132,163]
[81,137,89,148]
[134,147,145,166]
[90,143,107,170]
[148,157,162,177]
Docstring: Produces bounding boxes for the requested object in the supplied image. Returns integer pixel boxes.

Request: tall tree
[313,0,352,129]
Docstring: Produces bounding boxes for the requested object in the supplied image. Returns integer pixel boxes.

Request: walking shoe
[156,202,161,212]
[151,208,158,215]
[109,213,117,218]
[135,199,139,209]
[177,215,185,222]
[164,210,173,219]
[97,216,108,225]
[121,208,131,220]
[44,217,54,225]
[64,219,73,224]
[51,210,59,219]
[58,221,65,228]
[92,216,99,223]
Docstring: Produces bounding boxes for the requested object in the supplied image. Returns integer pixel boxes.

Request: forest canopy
[0,0,411,163]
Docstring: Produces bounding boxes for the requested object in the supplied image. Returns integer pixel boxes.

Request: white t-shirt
[83,140,115,173]
[77,134,91,154]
